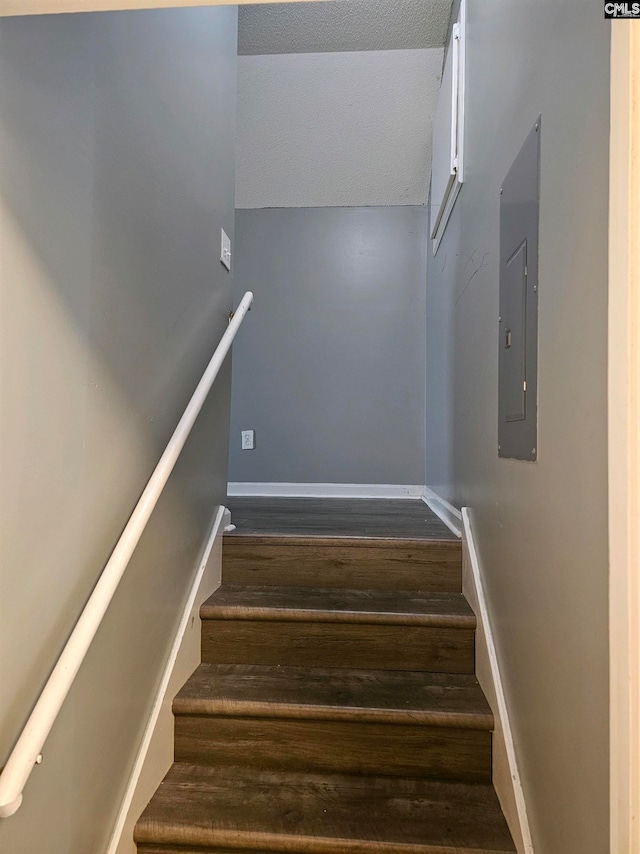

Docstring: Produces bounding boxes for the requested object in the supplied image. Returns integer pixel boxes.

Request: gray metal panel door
[503,239,528,422]
[498,118,540,461]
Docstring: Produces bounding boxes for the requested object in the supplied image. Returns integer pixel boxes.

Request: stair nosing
[134,764,516,854]
[224,534,462,547]
[172,698,492,729]
[172,664,493,730]
[135,827,509,854]
[201,609,474,628]
[200,586,476,629]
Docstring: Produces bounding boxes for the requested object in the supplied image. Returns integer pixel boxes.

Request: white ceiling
[236,48,443,208]
[238,0,454,55]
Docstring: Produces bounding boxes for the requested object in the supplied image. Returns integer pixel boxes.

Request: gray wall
[232,32,439,488]
[229,206,427,485]
[0,8,237,852]
[425,1,609,851]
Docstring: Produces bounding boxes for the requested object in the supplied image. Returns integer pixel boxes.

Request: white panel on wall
[430,0,465,250]
[236,48,443,208]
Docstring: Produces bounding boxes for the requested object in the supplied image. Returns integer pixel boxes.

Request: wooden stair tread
[224,533,460,546]
[201,585,475,628]
[224,497,459,540]
[135,764,516,853]
[174,663,492,729]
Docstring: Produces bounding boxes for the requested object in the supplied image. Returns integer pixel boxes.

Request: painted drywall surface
[236,49,443,208]
[238,0,453,55]
[228,206,427,485]
[425,2,609,852]
[425,232,455,501]
[0,7,236,852]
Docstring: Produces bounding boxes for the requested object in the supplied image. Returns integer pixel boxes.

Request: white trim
[456,0,466,183]
[432,179,462,255]
[422,487,462,538]
[609,22,640,854]
[106,505,228,854]
[450,20,460,176]
[431,0,465,254]
[461,508,533,854]
[227,482,426,499]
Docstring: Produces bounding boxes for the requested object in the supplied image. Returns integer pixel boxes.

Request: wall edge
[422,487,462,538]
[461,507,534,854]
[106,503,229,854]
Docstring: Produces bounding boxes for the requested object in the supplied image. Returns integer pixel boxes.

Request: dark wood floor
[136,496,515,852]
[225,497,457,540]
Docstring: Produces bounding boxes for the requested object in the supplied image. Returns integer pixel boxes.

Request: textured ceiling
[238,0,454,55]
[236,48,443,207]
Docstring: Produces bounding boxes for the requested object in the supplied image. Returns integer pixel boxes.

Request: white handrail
[0,291,254,819]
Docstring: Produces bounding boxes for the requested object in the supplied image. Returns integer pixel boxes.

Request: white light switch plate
[220,229,231,271]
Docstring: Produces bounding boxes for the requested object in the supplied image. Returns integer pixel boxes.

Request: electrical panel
[498,118,540,461]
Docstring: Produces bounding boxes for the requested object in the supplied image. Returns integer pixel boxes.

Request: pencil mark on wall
[456,250,491,304]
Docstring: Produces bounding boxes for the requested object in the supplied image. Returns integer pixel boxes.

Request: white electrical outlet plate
[220,228,231,271]
[241,430,254,450]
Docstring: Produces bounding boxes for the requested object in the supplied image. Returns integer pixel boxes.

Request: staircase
[134,525,516,853]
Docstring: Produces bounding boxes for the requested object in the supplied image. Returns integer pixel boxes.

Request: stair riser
[223,539,462,593]
[138,849,293,854]
[138,841,515,853]
[139,848,514,854]
[138,849,277,854]
[174,716,491,783]
[201,621,475,673]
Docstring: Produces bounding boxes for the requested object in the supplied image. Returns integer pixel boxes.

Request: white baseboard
[227,482,426,499]
[422,487,462,538]
[461,507,534,854]
[106,504,228,854]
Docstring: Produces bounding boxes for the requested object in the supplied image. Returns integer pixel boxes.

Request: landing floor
[225,497,457,540]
